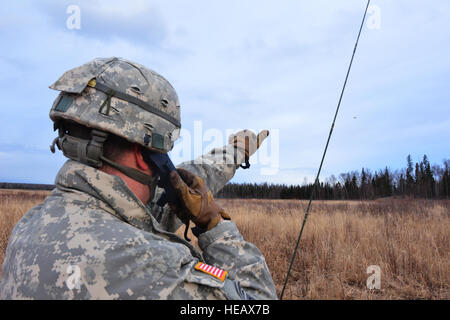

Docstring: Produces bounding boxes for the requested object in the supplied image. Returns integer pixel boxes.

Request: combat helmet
[49,57,181,185]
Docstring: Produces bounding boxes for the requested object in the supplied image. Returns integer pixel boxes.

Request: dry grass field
[215,198,449,300]
[0,189,50,280]
[1,189,449,299]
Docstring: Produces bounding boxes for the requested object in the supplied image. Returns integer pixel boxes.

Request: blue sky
[0,0,449,185]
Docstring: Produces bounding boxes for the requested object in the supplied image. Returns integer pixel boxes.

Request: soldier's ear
[133,145,151,173]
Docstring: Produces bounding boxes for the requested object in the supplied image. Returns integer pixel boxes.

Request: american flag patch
[194,262,228,282]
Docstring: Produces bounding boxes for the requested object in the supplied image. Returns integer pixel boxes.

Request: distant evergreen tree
[215,155,449,200]
[422,155,435,198]
[382,167,393,197]
[406,154,415,196]
[360,168,368,199]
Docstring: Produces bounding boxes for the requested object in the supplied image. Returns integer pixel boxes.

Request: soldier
[0,57,277,300]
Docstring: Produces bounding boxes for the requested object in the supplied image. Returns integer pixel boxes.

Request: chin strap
[50,125,158,201]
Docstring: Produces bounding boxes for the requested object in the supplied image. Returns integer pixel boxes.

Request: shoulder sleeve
[176,144,246,195]
[197,221,278,300]
[87,221,262,300]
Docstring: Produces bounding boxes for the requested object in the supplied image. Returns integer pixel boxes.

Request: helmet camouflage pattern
[49,57,181,153]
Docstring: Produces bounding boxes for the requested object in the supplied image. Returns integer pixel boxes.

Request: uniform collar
[54,160,153,231]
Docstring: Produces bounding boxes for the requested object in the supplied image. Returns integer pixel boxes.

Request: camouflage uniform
[0,58,277,300]
[0,150,276,299]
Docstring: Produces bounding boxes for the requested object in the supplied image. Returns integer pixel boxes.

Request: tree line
[217,155,450,200]
[0,182,55,190]
[1,154,448,200]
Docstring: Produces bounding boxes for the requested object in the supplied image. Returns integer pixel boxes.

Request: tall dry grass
[0,189,49,279]
[216,198,449,299]
[0,189,448,299]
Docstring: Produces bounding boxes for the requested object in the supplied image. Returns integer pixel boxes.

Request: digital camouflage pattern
[0,144,277,300]
[50,57,181,153]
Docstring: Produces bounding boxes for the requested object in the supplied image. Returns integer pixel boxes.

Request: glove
[169,168,231,231]
[228,129,270,159]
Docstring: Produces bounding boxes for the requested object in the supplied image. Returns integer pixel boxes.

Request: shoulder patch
[194,262,228,282]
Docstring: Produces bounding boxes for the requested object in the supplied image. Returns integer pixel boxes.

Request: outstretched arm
[176,143,245,195]
[150,130,269,232]
[177,129,269,195]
